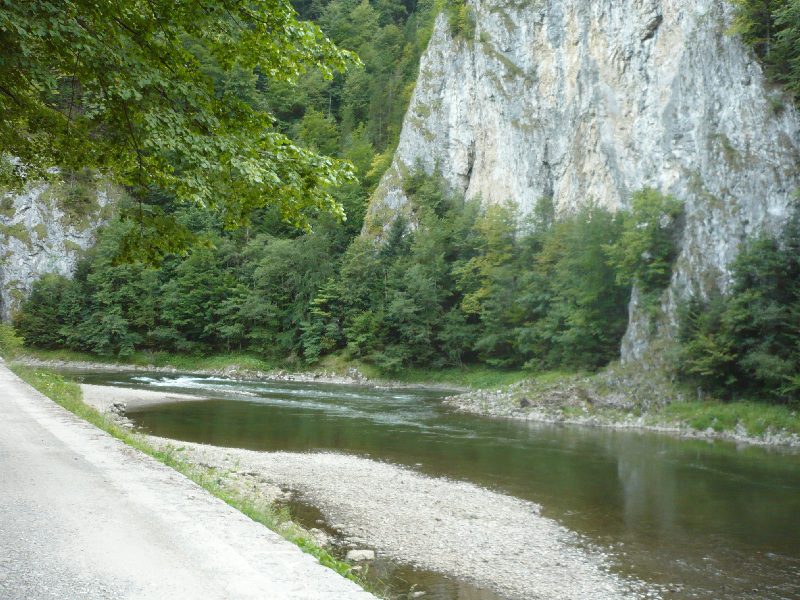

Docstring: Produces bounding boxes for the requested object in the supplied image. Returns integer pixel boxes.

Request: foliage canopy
[0,0,359,245]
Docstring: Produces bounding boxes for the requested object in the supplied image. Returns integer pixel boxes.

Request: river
[72,371,800,600]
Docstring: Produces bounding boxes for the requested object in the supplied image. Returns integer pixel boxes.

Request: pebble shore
[81,383,653,600]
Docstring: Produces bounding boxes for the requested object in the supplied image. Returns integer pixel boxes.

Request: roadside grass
[8,364,382,597]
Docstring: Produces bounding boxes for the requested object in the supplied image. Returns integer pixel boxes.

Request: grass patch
[32,223,48,239]
[12,365,89,417]
[316,352,536,389]
[660,399,800,437]
[0,223,32,245]
[390,365,538,389]
[0,195,15,217]
[8,363,379,595]
[64,240,83,253]
[133,351,278,372]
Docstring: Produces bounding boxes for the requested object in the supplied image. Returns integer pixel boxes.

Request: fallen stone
[346,549,375,562]
[309,528,331,547]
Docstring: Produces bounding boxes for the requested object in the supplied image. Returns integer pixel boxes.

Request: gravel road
[0,362,375,600]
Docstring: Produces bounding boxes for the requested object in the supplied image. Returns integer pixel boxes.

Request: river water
[74,371,800,600]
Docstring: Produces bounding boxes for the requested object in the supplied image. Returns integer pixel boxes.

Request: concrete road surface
[0,361,376,600]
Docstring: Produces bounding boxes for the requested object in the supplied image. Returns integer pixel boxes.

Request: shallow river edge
[17,355,800,450]
[75,381,659,600]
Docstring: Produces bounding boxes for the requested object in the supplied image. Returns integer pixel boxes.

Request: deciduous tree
[0,0,358,258]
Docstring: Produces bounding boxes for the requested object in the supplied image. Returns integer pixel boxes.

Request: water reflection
[617,442,678,535]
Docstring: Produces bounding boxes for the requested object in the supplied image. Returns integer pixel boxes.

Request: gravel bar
[150,439,648,600]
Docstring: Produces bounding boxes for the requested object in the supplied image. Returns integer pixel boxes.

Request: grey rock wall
[0,181,114,321]
[370,0,800,361]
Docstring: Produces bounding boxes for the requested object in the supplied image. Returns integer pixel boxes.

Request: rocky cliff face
[370,0,800,361]
[0,181,115,321]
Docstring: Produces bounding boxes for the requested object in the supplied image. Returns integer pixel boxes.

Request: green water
[76,372,800,600]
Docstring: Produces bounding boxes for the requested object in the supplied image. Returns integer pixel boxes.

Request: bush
[13,273,73,349]
[447,0,475,39]
[606,188,683,296]
[0,323,23,357]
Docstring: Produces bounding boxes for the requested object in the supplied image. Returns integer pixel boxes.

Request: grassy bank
[605,361,800,440]
[12,347,279,373]
[659,399,800,437]
[315,353,538,389]
[449,361,800,445]
[8,363,382,597]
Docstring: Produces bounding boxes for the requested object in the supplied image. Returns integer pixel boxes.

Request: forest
[13,177,682,373]
[10,0,800,406]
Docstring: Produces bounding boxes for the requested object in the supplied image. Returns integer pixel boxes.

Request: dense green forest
[14,174,682,372]
[11,0,800,407]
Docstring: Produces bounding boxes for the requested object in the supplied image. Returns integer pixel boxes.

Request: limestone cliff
[0,180,115,321]
[370,0,800,361]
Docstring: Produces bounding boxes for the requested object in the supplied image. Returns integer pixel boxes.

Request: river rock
[308,527,331,548]
[346,549,375,562]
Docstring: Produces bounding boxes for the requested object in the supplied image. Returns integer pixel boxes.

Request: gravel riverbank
[445,377,800,450]
[147,441,646,600]
[81,384,655,600]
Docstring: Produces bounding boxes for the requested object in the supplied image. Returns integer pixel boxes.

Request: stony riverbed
[81,383,659,600]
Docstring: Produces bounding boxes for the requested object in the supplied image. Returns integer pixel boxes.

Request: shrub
[606,188,683,296]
